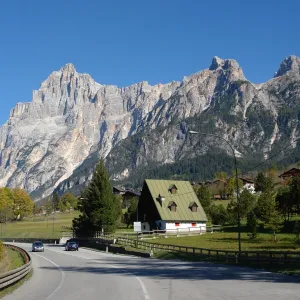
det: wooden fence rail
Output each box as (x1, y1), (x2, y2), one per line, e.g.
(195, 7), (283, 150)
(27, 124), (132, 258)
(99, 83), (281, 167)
(0, 244), (32, 290)
(113, 236), (300, 265)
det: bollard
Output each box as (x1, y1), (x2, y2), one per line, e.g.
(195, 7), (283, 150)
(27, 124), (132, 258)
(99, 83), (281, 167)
(106, 245), (108, 253)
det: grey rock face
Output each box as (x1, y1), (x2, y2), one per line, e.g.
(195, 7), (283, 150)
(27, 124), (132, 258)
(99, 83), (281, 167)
(275, 55), (300, 77)
(1, 56), (300, 199)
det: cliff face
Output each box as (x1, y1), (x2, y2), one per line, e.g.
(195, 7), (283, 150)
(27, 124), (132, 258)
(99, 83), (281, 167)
(1, 56), (300, 199)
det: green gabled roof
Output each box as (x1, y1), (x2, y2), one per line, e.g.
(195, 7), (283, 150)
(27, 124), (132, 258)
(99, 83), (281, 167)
(145, 179), (207, 222)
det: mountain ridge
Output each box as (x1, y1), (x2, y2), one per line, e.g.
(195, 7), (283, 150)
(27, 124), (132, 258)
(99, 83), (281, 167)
(0, 56), (299, 200)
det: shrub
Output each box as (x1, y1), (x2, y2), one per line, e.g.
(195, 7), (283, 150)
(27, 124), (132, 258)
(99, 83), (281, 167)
(0, 241), (5, 262)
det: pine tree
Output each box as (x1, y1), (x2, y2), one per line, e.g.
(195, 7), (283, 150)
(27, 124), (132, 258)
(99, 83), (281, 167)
(72, 159), (121, 235)
(247, 210), (258, 239)
(194, 185), (212, 215)
(52, 192), (60, 211)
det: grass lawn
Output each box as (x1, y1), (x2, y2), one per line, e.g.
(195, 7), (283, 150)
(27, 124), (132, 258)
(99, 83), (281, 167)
(7, 248), (24, 270)
(151, 232), (300, 252)
(214, 199), (231, 208)
(0, 211), (79, 239)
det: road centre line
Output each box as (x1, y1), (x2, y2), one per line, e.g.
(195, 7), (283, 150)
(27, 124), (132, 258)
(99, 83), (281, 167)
(34, 253), (66, 300)
(43, 246), (151, 300)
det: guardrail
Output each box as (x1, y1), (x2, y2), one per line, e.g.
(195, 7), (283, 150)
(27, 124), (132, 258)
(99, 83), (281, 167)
(0, 244), (32, 290)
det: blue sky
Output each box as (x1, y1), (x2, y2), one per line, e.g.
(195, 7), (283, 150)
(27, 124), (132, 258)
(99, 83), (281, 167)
(0, 0), (299, 125)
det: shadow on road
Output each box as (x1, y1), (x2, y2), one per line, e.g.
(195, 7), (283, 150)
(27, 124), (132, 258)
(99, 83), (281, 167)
(39, 257), (300, 284)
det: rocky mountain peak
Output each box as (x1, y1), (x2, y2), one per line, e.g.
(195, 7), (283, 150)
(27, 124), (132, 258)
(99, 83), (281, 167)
(60, 63), (76, 73)
(209, 56), (240, 71)
(275, 55), (300, 77)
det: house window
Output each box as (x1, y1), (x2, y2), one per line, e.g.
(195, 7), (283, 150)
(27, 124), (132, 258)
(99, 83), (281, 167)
(191, 206), (198, 212)
(189, 201), (198, 212)
(192, 223), (197, 227)
(169, 184), (178, 194)
(175, 222), (180, 227)
(170, 205), (176, 212)
(168, 201), (177, 212)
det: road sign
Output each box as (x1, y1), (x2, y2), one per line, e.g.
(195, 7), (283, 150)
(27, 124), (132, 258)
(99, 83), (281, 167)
(134, 222), (141, 232)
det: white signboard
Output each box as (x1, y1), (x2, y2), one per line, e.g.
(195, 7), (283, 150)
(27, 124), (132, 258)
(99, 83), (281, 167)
(134, 222), (142, 232)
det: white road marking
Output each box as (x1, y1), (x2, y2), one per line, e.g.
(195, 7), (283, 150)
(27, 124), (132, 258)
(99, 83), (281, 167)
(34, 253), (66, 300)
(42, 246), (151, 300)
(107, 264), (150, 300)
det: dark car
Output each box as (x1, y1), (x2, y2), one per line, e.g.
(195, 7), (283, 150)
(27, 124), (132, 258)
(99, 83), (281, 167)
(32, 241), (44, 252)
(65, 241), (79, 251)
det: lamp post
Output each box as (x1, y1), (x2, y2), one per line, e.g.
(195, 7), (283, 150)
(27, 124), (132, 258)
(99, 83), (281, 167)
(189, 130), (241, 254)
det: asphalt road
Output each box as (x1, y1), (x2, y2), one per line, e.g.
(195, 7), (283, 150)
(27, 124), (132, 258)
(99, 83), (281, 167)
(3, 243), (300, 300)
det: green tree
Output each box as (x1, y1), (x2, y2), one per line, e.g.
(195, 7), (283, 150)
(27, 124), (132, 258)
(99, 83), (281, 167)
(226, 177), (243, 197)
(123, 197), (138, 228)
(294, 221), (300, 245)
(256, 191), (276, 222)
(58, 200), (67, 213)
(194, 185), (212, 215)
(52, 192), (60, 211)
(45, 199), (52, 216)
(264, 210), (283, 242)
(59, 193), (77, 213)
(255, 172), (274, 193)
(290, 177), (300, 213)
(226, 198), (238, 225)
(238, 189), (256, 218)
(210, 204), (229, 225)
(246, 210), (258, 239)
(276, 186), (293, 221)
(214, 171), (227, 180)
(73, 159), (121, 235)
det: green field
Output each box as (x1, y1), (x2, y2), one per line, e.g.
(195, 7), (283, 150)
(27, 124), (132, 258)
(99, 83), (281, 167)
(214, 199), (231, 207)
(0, 212), (79, 239)
(151, 232), (300, 252)
(7, 248), (24, 270)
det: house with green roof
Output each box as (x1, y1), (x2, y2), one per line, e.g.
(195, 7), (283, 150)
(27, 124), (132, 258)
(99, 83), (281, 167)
(137, 179), (207, 232)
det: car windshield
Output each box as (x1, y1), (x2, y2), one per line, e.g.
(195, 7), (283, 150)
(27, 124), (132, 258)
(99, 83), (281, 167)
(34, 242), (43, 246)
(69, 242), (77, 245)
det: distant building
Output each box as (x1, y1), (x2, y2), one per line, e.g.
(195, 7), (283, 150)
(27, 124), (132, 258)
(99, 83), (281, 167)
(279, 168), (300, 180)
(138, 179), (207, 233)
(239, 177), (255, 194)
(113, 186), (140, 208)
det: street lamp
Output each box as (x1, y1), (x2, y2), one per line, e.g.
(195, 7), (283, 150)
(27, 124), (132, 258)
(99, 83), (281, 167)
(189, 130), (242, 254)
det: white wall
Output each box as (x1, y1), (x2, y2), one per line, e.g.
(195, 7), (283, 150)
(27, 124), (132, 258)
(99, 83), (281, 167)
(154, 220), (206, 233)
(242, 183), (255, 194)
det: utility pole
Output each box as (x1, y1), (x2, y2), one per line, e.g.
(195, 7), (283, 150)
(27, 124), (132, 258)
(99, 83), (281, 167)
(189, 130), (242, 256)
